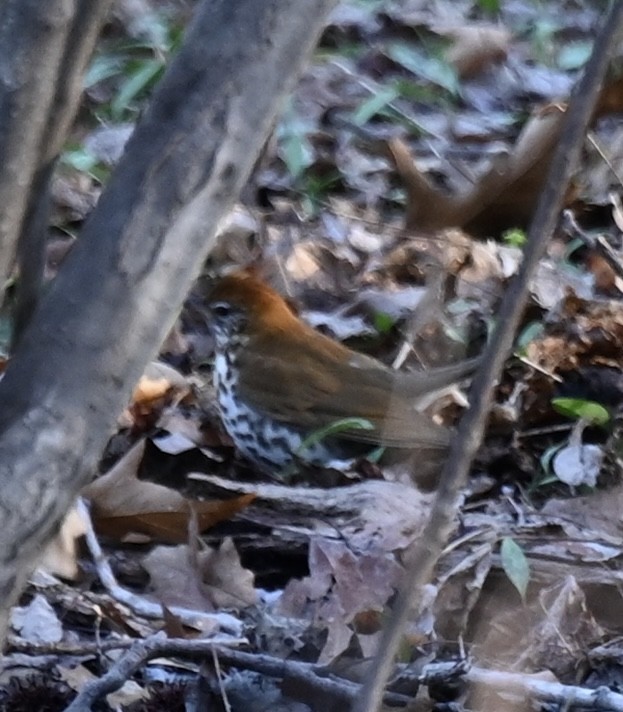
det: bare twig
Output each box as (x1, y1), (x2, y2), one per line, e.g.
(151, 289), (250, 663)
(563, 209), (623, 282)
(353, 4), (623, 711)
(587, 131), (623, 188)
(5, 635), (134, 657)
(212, 648), (233, 712)
(467, 667), (623, 712)
(398, 662), (623, 712)
(63, 635), (412, 712)
(61, 634), (623, 712)
(78, 499), (244, 637)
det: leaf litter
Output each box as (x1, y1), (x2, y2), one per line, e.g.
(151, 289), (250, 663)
(8, 0), (623, 709)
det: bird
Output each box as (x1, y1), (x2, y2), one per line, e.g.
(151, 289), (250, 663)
(207, 269), (477, 476)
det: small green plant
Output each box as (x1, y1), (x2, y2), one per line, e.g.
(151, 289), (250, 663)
(551, 397), (611, 427)
(350, 78), (453, 136)
(276, 101), (343, 216)
(515, 321), (545, 353)
(385, 42), (460, 97)
(502, 227), (527, 248)
(544, 397), (609, 489)
(352, 86), (401, 126)
(60, 144), (110, 183)
(557, 41), (593, 71)
(373, 311), (395, 335)
(85, 17), (184, 122)
(298, 172), (342, 217)
(297, 417), (375, 455)
(277, 103), (315, 180)
(528, 18), (560, 66)
(500, 537), (530, 602)
(475, 0), (501, 14)
(530, 442), (564, 491)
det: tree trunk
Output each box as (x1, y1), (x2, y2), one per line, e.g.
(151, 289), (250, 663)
(0, 0), (113, 300)
(0, 0), (337, 640)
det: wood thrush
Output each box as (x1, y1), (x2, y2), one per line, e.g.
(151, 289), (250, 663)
(207, 270), (476, 475)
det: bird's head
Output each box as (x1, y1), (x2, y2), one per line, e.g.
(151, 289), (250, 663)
(207, 270), (298, 345)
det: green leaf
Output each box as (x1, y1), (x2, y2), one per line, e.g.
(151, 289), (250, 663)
(61, 148), (99, 173)
(558, 41), (593, 71)
(476, 0), (500, 14)
(84, 54), (125, 88)
(515, 321), (545, 353)
(297, 417), (374, 454)
(282, 133), (314, 179)
(277, 104), (314, 179)
(500, 537), (530, 602)
(111, 57), (165, 118)
(501, 228), (527, 248)
(551, 397), (611, 426)
(373, 311), (395, 335)
(386, 43), (459, 95)
(539, 442), (564, 475)
(365, 446), (385, 464)
(515, 321), (544, 352)
(352, 86), (400, 125)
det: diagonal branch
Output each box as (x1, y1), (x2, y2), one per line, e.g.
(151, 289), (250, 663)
(353, 3), (623, 710)
(0, 0), (338, 641)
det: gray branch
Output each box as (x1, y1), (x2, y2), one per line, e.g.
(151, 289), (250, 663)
(0, 1), (112, 290)
(0, 0), (338, 639)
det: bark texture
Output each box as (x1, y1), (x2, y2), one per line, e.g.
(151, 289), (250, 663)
(0, 0), (114, 346)
(0, 1), (113, 299)
(0, 0), (337, 639)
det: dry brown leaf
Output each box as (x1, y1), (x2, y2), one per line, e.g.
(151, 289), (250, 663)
(143, 544), (215, 611)
(278, 537), (403, 663)
(212, 203), (260, 266)
(143, 538), (257, 612)
(542, 484), (623, 542)
(131, 360), (189, 405)
(433, 531), (495, 640)
(285, 241), (323, 281)
(441, 24), (511, 78)
(121, 360), (191, 431)
(526, 295), (623, 371)
(200, 536), (258, 608)
(455, 239), (508, 304)
(475, 575), (604, 677)
(83, 442), (254, 543)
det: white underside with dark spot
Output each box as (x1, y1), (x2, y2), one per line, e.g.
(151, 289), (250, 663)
(214, 352), (355, 474)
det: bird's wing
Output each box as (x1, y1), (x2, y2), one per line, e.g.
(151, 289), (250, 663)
(236, 329), (455, 448)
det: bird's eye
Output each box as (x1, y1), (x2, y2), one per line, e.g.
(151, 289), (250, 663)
(211, 302), (232, 318)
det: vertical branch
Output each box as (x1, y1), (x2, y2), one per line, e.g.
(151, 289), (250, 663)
(12, 0), (114, 345)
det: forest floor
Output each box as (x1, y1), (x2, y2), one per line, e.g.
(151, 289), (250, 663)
(4, 1), (623, 710)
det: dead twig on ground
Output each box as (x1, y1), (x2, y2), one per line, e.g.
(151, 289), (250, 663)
(78, 499), (244, 638)
(61, 635), (623, 712)
(563, 209), (623, 282)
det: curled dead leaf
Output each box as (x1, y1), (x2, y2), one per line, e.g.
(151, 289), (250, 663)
(82, 442), (254, 543)
(441, 24), (511, 78)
